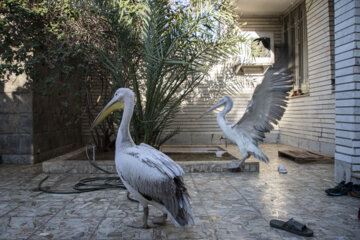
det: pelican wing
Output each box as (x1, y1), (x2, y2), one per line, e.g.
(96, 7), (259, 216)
(234, 52), (292, 144)
(119, 144), (193, 225)
(121, 144), (184, 198)
(138, 143), (185, 177)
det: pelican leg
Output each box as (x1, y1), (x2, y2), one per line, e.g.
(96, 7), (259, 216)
(128, 206), (149, 229)
(228, 153), (250, 170)
(152, 213), (167, 225)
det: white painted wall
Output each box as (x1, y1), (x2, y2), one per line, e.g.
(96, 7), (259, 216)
(333, 0), (360, 183)
(279, 0), (335, 155)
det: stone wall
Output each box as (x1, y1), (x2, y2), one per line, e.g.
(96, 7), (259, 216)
(0, 74), (34, 164)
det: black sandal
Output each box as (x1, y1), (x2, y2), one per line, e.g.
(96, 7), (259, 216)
(270, 218), (314, 237)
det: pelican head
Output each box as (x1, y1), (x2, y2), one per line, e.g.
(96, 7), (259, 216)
(199, 96), (233, 118)
(91, 88), (134, 129)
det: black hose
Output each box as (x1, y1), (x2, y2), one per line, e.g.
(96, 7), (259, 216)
(37, 144), (138, 202)
(85, 144), (116, 174)
(37, 176), (125, 194)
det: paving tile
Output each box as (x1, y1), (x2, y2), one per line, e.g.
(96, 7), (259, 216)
(57, 200), (111, 219)
(0, 189), (41, 202)
(5, 201), (64, 218)
(91, 217), (154, 240)
(0, 216), (48, 240)
(0, 144), (359, 239)
(0, 202), (19, 217)
(29, 217), (102, 240)
(159, 224), (216, 240)
(105, 201), (139, 218)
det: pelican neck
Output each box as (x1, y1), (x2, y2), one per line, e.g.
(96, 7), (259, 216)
(116, 95), (135, 150)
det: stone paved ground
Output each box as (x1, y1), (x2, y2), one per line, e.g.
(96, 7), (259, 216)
(0, 144), (359, 240)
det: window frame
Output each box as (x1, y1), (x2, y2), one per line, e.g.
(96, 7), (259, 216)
(283, 2), (309, 96)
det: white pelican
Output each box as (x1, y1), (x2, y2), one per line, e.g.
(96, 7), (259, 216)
(200, 51), (292, 170)
(91, 88), (194, 228)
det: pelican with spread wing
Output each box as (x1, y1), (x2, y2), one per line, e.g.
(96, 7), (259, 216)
(91, 88), (194, 228)
(200, 50), (292, 169)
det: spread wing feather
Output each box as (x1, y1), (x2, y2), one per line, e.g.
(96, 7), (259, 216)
(234, 50), (293, 144)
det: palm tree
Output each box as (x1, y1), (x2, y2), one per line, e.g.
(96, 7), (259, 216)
(97, 0), (245, 148)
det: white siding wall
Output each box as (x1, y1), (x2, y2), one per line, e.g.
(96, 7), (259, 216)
(334, 0), (360, 183)
(237, 17), (283, 45)
(166, 17), (283, 145)
(279, 0), (335, 155)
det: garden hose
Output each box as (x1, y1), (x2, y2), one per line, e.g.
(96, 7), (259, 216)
(37, 144), (138, 202)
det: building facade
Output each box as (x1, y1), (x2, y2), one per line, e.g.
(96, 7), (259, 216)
(164, 0), (359, 183)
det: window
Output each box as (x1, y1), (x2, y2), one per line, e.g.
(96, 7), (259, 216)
(283, 2), (308, 96)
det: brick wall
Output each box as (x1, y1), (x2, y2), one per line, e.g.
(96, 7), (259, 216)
(0, 67), (83, 164)
(31, 66), (83, 163)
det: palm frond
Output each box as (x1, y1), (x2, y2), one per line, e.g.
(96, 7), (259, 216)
(97, 0), (247, 147)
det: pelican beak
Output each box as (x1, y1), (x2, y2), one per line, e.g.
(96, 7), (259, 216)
(90, 98), (124, 129)
(198, 100), (224, 119)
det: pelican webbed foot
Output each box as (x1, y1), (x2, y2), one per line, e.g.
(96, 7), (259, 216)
(152, 213), (167, 225)
(228, 153), (250, 171)
(228, 161), (244, 171)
